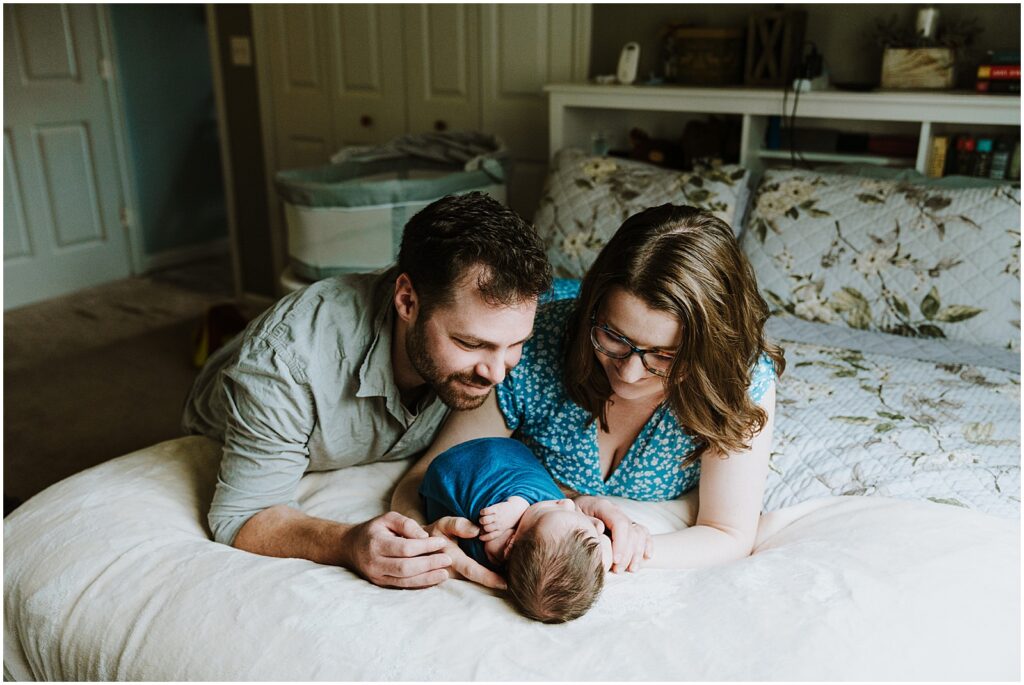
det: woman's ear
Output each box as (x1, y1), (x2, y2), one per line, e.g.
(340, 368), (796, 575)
(393, 273), (419, 324)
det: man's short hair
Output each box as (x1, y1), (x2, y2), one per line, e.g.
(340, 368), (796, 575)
(505, 526), (605, 623)
(398, 192), (552, 315)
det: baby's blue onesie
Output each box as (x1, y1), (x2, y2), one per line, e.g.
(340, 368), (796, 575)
(419, 437), (564, 570)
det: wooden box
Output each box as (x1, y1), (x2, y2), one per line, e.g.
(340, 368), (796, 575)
(744, 9), (807, 87)
(880, 48), (955, 90)
(669, 27), (745, 85)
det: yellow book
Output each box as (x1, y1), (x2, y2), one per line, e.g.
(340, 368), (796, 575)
(926, 135), (949, 178)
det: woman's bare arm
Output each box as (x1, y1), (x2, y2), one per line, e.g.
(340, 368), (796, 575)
(391, 391), (513, 522)
(647, 385), (777, 569)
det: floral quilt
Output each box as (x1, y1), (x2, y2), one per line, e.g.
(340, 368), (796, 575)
(765, 320), (1019, 518)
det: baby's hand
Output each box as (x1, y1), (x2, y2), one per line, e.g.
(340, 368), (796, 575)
(479, 497), (528, 541)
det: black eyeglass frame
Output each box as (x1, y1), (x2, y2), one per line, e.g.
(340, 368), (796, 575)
(589, 314), (675, 378)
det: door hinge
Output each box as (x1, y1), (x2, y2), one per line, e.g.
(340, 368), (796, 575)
(100, 57), (113, 81)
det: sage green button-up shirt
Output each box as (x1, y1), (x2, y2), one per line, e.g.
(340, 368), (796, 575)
(183, 267), (449, 545)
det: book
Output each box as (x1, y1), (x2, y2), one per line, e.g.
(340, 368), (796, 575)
(926, 135), (949, 178)
(987, 50), (1021, 66)
(953, 135), (976, 176)
(866, 135), (917, 158)
(1009, 141), (1021, 181)
(976, 64), (1021, 80)
(973, 138), (994, 177)
(989, 137), (1013, 180)
(975, 79), (1021, 94)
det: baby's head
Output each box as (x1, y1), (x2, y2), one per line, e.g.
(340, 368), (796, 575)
(504, 499), (613, 623)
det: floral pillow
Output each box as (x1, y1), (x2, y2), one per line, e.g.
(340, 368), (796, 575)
(533, 148), (750, 278)
(740, 168), (1021, 350)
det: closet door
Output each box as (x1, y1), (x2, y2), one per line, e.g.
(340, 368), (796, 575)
(263, 4), (332, 169)
(480, 4), (589, 162)
(479, 4), (591, 219)
(402, 4), (481, 135)
(324, 4), (406, 147)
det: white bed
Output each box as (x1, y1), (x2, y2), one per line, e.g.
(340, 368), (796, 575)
(4, 434), (1019, 681)
(5, 159), (1020, 680)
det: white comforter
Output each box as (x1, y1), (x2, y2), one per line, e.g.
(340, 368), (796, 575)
(4, 436), (1019, 681)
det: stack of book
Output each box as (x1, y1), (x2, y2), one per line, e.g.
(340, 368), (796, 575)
(926, 133), (1021, 180)
(975, 50), (1020, 94)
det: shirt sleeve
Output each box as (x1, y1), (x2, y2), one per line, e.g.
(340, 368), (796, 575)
(207, 336), (314, 546)
(747, 352), (778, 405)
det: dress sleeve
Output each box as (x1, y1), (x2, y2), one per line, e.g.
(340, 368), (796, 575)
(208, 336), (314, 546)
(746, 352), (778, 405)
(494, 300), (569, 434)
(494, 363), (526, 432)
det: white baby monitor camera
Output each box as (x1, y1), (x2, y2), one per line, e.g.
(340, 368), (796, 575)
(617, 42), (640, 85)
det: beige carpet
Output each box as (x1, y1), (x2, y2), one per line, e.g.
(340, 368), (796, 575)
(3, 258), (257, 511)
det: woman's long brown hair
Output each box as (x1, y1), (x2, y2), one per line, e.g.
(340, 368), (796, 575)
(563, 204), (785, 463)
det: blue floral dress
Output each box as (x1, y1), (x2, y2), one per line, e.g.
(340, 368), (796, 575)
(496, 290), (777, 501)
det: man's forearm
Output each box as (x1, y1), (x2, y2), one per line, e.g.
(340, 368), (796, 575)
(232, 504), (354, 567)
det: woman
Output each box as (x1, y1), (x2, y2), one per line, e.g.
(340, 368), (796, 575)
(393, 204), (785, 574)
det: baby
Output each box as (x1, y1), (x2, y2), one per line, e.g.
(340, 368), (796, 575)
(419, 437), (613, 623)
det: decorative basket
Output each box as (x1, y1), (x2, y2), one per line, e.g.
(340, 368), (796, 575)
(880, 48), (955, 89)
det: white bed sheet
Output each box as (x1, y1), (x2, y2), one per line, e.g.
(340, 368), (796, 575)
(4, 436), (1019, 681)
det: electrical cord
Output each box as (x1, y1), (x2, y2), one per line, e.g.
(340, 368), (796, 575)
(782, 41), (823, 169)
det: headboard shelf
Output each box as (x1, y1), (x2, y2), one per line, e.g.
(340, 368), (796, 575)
(546, 83), (1021, 175)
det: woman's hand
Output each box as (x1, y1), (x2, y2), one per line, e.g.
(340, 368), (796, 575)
(574, 495), (653, 573)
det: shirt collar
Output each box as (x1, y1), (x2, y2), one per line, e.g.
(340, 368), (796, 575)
(355, 267), (436, 421)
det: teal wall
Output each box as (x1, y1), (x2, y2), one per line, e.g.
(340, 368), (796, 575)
(110, 5), (226, 257)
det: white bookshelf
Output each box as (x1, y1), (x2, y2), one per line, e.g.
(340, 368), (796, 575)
(545, 83), (1021, 175)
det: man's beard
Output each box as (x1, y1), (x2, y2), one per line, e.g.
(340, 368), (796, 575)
(406, 319), (493, 410)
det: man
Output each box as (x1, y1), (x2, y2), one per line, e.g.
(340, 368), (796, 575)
(183, 192), (551, 589)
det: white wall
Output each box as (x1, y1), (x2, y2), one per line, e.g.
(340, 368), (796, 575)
(590, 4), (1021, 88)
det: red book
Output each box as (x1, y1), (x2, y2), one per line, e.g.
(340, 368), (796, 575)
(976, 79), (1021, 94)
(866, 135), (918, 157)
(976, 64), (1021, 80)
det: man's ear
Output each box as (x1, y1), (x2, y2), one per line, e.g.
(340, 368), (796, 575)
(394, 273), (418, 324)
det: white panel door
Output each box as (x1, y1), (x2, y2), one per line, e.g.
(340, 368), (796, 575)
(264, 3), (333, 169)
(325, 4), (406, 147)
(478, 5), (591, 219)
(480, 4), (590, 162)
(403, 4), (480, 135)
(3, 4), (133, 310)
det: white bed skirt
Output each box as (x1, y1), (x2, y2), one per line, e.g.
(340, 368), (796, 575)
(4, 436), (1020, 681)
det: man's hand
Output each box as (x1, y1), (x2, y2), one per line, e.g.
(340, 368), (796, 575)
(338, 511), (454, 589)
(479, 496), (529, 541)
(426, 516), (507, 590)
(574, 496), (653, 573)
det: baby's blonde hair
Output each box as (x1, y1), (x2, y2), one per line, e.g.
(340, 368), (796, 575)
(505, 526), (605, 623)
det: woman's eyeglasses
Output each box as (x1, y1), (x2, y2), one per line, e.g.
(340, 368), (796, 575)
(589, 318), (675, 378)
